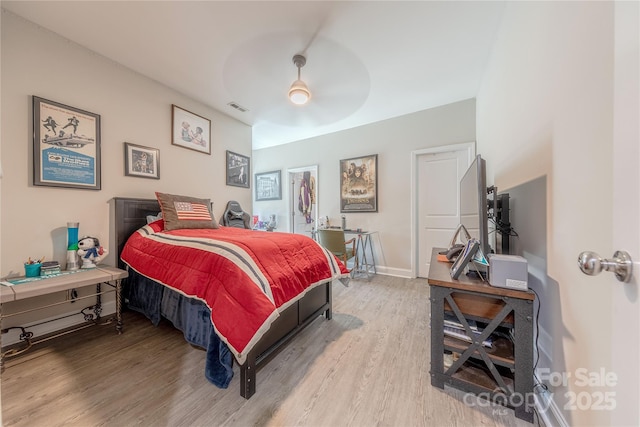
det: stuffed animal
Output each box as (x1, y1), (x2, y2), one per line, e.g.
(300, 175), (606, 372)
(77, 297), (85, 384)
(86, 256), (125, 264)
(77, 236), (108, 268)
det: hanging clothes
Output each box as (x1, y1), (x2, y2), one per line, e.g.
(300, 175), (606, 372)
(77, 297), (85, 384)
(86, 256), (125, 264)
(298, 171), (314, 224)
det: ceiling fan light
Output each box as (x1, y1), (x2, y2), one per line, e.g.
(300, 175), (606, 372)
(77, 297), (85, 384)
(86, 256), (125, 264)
(288, 79), (311, 105)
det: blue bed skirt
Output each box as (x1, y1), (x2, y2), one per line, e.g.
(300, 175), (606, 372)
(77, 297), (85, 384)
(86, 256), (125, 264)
(125, 269), (233, 388)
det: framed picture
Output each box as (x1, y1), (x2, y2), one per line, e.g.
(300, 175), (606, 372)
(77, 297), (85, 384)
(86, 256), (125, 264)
(171, 104), (211, 154)
(33, 96), (101, 190)
(255, 170), (282, 201)
(124, 142), (160, 179)
(226, 150), (250, 188)
(340, 154), (378, 212)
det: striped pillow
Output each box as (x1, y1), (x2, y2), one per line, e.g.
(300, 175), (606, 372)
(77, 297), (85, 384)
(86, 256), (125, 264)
(155, 192), (219, 231)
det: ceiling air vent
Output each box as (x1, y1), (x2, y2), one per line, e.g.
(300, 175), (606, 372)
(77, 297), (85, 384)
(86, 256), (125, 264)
(227, 102), (248, 113)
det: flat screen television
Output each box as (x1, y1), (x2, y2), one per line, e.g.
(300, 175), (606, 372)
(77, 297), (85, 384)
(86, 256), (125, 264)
(459, 154), (491, 258)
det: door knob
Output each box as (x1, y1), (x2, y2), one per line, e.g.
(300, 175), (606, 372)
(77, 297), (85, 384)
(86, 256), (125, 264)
(578, 250), (633, 283)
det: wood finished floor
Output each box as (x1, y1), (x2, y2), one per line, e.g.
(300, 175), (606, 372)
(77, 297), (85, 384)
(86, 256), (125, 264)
(1, 275), (535, 427)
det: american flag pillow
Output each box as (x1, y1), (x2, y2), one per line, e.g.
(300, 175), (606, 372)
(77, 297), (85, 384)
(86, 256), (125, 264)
(174, 201), (211, 221)
(156, 192), (219, 231)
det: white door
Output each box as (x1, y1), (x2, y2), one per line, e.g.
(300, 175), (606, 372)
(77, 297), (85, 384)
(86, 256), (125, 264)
(287, 165), (318, 237)
(610, 4), (639, 424)
(413, 143), (474, 278)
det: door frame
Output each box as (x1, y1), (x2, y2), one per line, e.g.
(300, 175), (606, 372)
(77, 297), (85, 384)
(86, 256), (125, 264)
(410, 142), (475, 278)
(287, 164), (319, 234)
(610, 2), (640, 424)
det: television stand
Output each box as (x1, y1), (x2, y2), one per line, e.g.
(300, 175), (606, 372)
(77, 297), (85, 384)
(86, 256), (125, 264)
(427, 248), (535, 422)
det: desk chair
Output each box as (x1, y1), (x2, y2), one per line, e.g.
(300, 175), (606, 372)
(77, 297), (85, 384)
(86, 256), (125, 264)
(317, 229), (356, 274)
(222, 200), (251, 229)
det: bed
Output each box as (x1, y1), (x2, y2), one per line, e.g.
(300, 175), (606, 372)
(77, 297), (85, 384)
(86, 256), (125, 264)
(113, 196), (348, 398)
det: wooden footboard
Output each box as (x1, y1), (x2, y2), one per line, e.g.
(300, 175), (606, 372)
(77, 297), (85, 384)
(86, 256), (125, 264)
(112, 197), (333, 399)
(240, 282), (332, 398)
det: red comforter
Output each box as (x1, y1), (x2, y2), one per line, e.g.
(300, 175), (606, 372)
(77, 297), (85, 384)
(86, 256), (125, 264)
(120, 220), (348, 364)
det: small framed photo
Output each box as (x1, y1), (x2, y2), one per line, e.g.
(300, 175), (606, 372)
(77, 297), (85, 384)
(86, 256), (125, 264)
(226, 150), (250, 188)
(33, 96), (101, 190)
(124, 142), (160, 179)
(340, 153), (378, 212)
(255, 170), (282, 201)
(171, 104), (211, 154)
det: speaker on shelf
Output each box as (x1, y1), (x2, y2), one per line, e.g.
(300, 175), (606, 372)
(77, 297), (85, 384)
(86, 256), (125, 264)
(489, 254), (528, 290)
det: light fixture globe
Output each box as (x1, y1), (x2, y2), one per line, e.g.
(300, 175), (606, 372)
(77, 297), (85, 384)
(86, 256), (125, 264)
(288, 79), (311, 105)
(289, 54), (311, 105)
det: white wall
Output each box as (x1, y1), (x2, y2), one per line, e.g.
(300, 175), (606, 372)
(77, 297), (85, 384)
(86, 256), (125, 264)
(253, 99), (476, 277)
(477, 2), (637, 425)
(1, 10), (252, 277)
(0, 8), (4, 426)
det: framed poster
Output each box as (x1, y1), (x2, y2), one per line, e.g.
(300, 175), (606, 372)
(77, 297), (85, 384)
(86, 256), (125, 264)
(255, 170), (282, 201)
(124, 142), (160, 179)
(340, 154), (378, 212)
(33, 96), (101, 190)
(226, 150), (250, 188)
(171, 104), (211, 154)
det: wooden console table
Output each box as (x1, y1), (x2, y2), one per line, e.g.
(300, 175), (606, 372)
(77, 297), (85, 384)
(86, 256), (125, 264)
(427, 249), (535, 422)
(1, 266), (128, 368)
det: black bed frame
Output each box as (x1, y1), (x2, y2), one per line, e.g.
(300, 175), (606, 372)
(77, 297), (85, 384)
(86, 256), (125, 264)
(112, 197), (332, 398)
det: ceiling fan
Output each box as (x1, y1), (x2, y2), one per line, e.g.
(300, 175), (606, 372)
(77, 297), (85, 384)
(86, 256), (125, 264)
(222, 7), (370, 134)
(288, 54), (311, 106)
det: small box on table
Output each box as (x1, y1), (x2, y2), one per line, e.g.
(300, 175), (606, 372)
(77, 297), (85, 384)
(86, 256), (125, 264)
(489, 254), (528, 290)
(40, 261), (61, 276)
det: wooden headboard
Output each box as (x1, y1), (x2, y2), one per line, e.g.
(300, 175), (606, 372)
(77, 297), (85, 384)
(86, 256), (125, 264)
(113, 197), (160, 269)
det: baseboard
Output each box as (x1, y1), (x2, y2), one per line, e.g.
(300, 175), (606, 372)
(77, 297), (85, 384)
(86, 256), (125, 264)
(534, 388), (569, 427)
(1, 300), (116, 347)
(372, 266), (413, 278)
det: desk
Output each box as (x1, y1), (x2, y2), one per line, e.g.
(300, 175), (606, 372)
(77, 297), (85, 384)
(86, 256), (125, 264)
(344, 230), (377, 279)
(1, 266), (128, 368)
